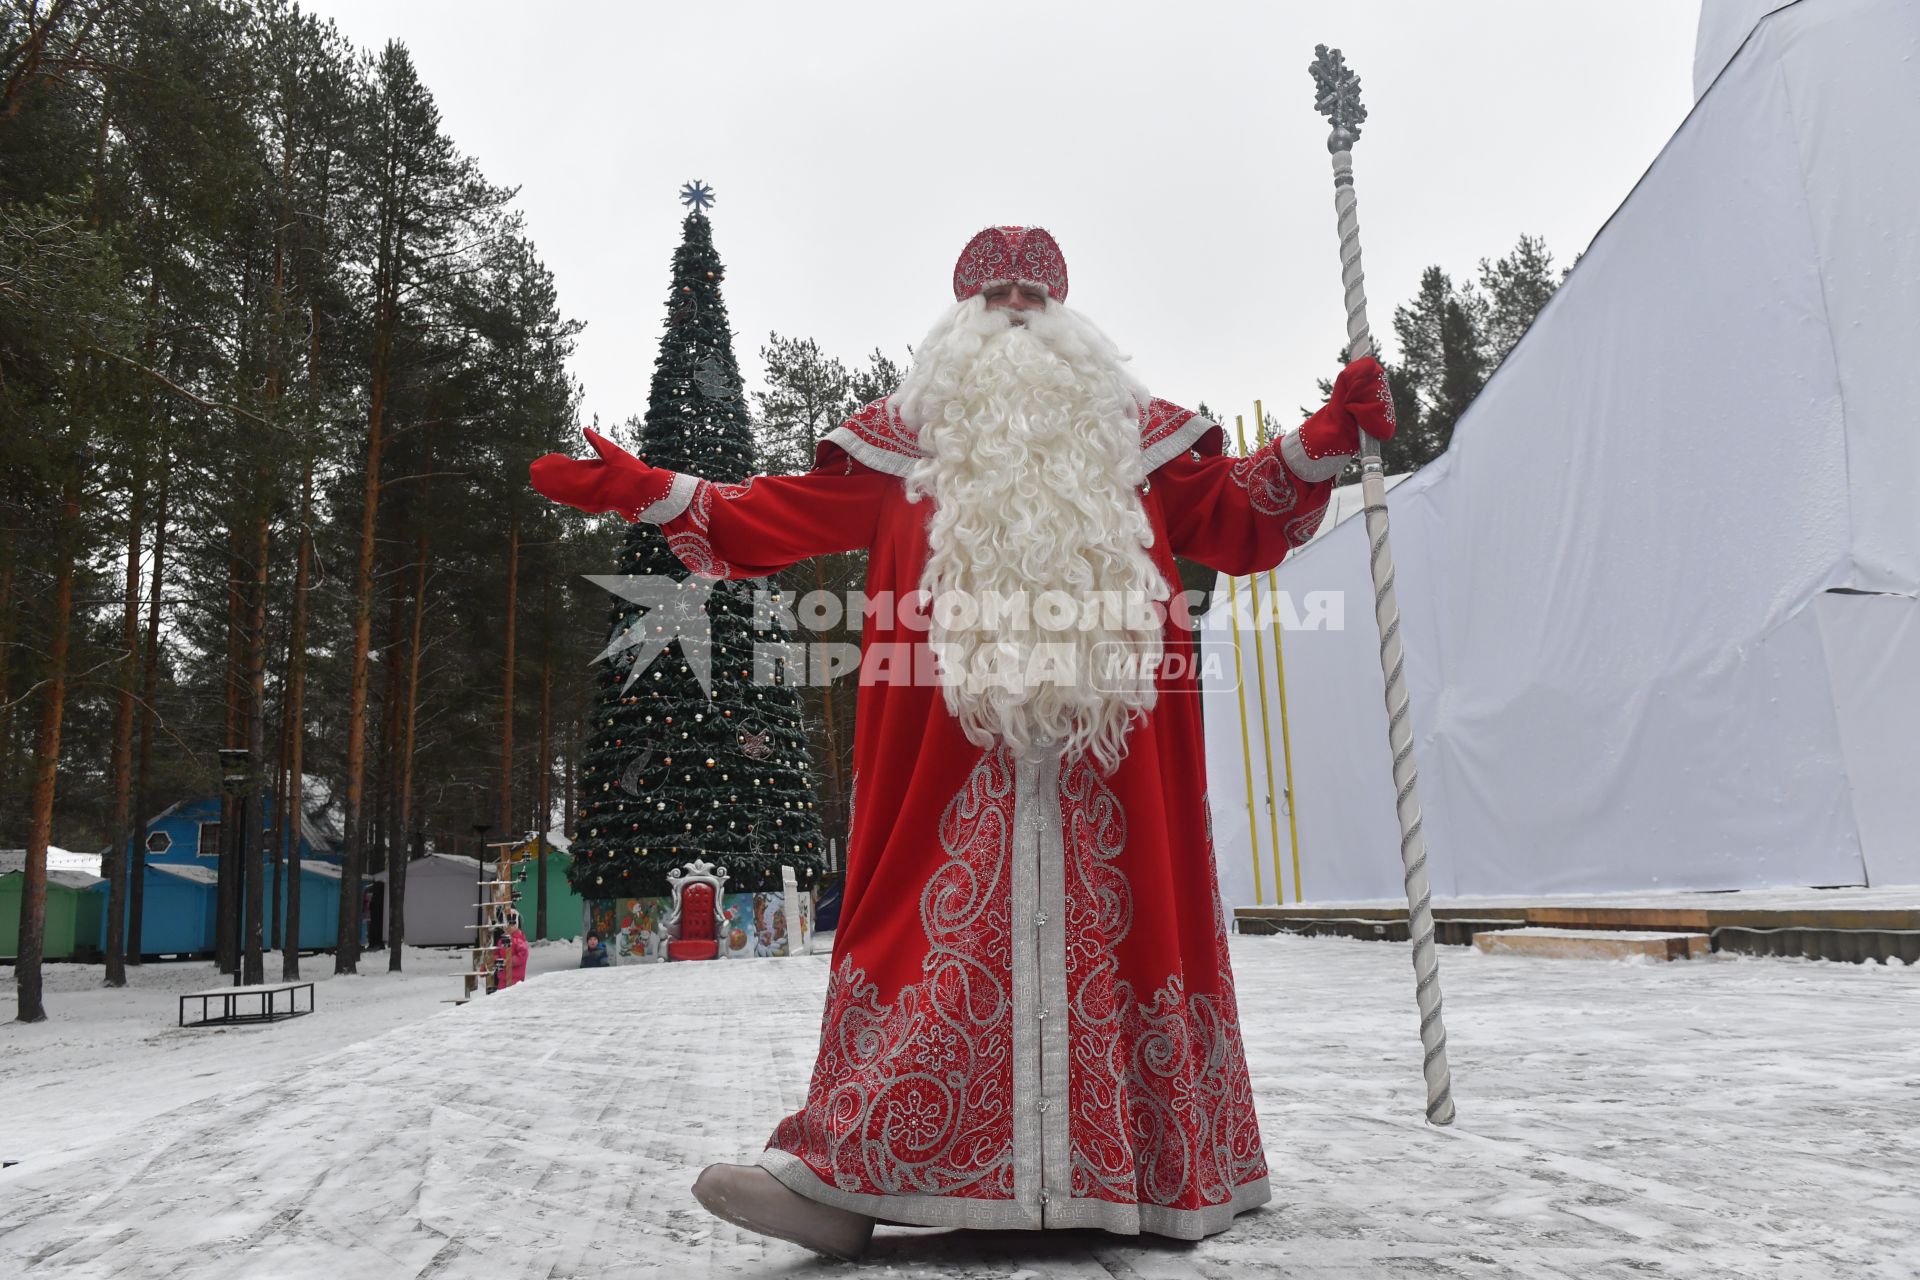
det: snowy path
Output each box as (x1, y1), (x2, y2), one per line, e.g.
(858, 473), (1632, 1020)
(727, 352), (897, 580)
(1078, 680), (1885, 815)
(0, 943), (582, 1173)
(3, 935), (1916, 1279)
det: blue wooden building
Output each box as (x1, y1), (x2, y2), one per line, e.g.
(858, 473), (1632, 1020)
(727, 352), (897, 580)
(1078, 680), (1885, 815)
(139, 793), (340, 870)
(113, 790), (355, 957)
(93, 862), (218, 957)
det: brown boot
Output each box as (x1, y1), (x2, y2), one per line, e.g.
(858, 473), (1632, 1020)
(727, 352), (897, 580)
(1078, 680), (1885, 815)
(692, 1162), (876, 1260)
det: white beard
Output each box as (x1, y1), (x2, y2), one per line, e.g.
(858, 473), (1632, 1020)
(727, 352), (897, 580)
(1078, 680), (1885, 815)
(896, 295), (1169, 774)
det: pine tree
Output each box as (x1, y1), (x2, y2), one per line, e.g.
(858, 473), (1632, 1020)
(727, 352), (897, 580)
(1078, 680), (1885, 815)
(2, 2), (596, 1013)
(1375, 234), (1566, 472)
(329, 40), (513, 972)
(569, 201), (828, 902)
(1476, 233), (1562, 365)
(1390, 265), (1488, 460)
(751, 335), (904, 877)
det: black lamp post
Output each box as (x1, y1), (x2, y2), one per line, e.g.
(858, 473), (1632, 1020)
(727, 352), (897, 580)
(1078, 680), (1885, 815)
(219, 748), (262, 985)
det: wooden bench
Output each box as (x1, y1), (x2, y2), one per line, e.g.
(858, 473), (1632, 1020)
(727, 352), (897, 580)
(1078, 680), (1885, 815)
(179, 981), (316, 1028)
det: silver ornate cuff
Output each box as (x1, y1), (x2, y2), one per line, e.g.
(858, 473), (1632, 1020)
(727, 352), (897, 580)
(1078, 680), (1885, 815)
(636, 470), (699, 523)
(1279, 428), (1352, 483)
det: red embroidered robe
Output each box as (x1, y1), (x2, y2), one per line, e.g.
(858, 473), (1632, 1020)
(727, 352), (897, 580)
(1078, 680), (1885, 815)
(639, 397), (1348, 1238)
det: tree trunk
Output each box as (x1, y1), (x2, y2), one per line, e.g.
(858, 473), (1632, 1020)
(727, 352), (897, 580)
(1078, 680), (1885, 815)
(242, 499), (270, 985)
(498, 502), (519, 839)
(372, 569), (405, 956)
(130, 444), (171, 963)
(564, 715), (576, 837)
(283, 231), (331, 977)
(535, 572), (552, 942)
(16, 465), (80, 1023)
(270, 674), (289, 952)
(0, 534), (17, 843)
(218, 526), (244, 973)
(391, 432), (435, 971)
(260, 125), (291, 965)
(102, 444), (146, 987)
(337, 327), (393, 974)
(228, 213), (265, 978)
(283, 446), (313, 980)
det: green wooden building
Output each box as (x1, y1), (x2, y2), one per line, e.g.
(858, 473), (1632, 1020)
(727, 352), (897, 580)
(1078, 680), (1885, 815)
(512, 836), (586, 941)
(0, 857), (105, 960)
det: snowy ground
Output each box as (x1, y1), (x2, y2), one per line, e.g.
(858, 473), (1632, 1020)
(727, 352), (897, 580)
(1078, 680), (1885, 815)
(0, 942), (582, 1174)
(1260, 885), (1920, 913)
(3, 934), (1916, 1279)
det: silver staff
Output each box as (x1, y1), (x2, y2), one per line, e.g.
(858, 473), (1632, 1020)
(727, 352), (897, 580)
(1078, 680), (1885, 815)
(1309, 43), (1456, 1125)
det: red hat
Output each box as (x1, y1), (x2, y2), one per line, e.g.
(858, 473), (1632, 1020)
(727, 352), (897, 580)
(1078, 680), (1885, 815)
(952, 226), (1069, 304)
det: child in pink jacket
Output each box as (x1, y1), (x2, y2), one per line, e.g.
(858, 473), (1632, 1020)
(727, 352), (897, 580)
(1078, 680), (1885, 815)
(501, 917), (530, 988)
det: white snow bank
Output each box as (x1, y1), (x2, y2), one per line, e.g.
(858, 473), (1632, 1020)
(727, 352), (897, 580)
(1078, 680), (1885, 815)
(0, 942), (584, 1171)
(2, 936), (1914, 1277)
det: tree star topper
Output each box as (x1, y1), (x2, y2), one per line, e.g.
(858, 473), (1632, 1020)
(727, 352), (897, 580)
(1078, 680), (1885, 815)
(679, 180), (715, 213)
(1309, 44), (1367, 151)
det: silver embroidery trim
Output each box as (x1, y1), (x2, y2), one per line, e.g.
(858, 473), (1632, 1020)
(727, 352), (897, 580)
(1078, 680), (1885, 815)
(1279, 428), (1352, 483)
(827, 412), (1217, 482)
(759, 1152), (1271, 1239)
(1010, 748), (1044, 1222)
(1140, 411), (1217, 475)
(763, 739), (1269, 1236)
(821, 425), (920, 477)
(1046, 1174), (1273, 1239)
(1035, 745), (1072, 1219)
(638, 469), (699, 523)
(1060, 753), (1137, 1206)
(764, 745), (1018, 1200)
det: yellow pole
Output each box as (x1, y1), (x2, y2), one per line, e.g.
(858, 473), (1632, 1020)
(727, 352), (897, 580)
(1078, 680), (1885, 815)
(1235, 415), (1287, 905)
(1256, 401), (1306, 903)
(1222, 553), (1264, 904)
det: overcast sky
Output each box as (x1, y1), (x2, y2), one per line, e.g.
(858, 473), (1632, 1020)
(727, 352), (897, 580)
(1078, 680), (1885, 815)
(304, 0), (1703, 447)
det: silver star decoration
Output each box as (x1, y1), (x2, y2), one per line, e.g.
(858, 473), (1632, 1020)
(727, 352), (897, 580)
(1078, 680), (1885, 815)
(618, 750), (653, 796)
(694, 357), (731, 400)
(679, 180), (715, 212)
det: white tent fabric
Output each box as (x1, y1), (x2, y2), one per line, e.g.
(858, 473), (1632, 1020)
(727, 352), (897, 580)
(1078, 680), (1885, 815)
(1297, 473), (1410, 552)
(1810, 593), (1920, 887)
(1199, 476), (1405, 913)
(1202, 0), (1920, 906)
(1694, 1), (1795, 98)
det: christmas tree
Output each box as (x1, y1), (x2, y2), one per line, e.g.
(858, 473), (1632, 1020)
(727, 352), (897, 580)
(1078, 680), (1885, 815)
(569, 186), (828, 901)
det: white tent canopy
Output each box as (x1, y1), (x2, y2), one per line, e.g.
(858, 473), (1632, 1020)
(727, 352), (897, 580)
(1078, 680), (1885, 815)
(1203, 0), (1920, 908)
(1694, 1), (1794, 99)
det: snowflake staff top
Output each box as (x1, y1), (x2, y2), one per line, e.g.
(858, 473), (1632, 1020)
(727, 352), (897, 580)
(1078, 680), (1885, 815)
(679, 179), (716, 212)
(1309, 44), (1367, 151)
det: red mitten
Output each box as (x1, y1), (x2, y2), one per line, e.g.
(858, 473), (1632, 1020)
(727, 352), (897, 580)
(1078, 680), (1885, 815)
(1335, 354), (1396, 442)
(1298, 355), (1397, 461)
(529, 428), (676, 521)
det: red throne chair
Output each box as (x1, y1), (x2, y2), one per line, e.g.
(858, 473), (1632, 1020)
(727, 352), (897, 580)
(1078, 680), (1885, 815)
(663, 859), (729, 962)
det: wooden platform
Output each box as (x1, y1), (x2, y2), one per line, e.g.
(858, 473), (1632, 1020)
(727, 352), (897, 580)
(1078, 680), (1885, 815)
(1473, 927), (1712, 962)
(1236, 886), (1920, 964)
